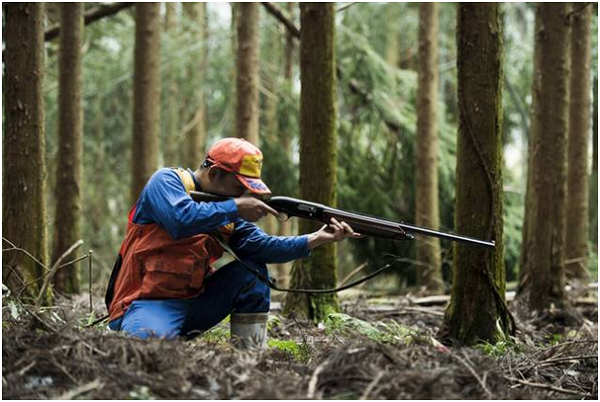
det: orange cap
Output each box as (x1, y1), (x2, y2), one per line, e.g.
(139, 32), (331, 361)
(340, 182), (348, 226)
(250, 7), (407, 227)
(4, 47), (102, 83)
(205, 138), (271, 196)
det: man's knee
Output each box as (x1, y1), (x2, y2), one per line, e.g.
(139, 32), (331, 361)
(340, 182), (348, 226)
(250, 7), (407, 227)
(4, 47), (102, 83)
(229, 260), (270, 313)
(121, 319), (179, 339)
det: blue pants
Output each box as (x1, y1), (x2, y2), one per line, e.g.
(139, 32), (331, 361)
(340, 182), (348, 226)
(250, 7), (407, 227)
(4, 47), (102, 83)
(108, 259), (270, 339)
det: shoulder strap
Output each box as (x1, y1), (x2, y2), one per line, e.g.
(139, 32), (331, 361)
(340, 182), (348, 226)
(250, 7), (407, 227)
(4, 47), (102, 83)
(173, 168), (196, 195)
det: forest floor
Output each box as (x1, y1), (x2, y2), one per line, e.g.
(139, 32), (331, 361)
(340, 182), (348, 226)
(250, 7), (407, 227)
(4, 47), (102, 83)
(2, 287), (598, 400)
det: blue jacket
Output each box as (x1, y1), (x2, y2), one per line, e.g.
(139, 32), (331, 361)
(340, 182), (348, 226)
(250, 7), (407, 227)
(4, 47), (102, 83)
(132, 168), (310, 264)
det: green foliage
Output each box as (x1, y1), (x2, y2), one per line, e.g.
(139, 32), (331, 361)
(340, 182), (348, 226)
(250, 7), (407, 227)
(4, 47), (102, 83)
(267, 314), (283, 331)
(476, 319), (520, 357)
(128, 386), (154, 400)
(588, 246), (598, 282)
(336, 25), (458, 283)
(324, 313), (415, 345)
(201, 325), (230, 344)
(268, 339), (311, 363)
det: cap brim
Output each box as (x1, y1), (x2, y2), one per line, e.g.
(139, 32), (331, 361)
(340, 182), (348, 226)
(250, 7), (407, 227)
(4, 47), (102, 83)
(236, 174), (272, 196)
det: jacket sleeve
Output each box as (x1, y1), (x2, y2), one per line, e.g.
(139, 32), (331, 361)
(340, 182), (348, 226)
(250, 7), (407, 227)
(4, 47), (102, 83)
(228, 220), (311, 264)
(135, 169), (239, 240)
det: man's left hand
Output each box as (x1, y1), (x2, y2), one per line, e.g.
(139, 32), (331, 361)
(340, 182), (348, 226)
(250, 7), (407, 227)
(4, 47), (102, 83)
(307, 217), (364, 249)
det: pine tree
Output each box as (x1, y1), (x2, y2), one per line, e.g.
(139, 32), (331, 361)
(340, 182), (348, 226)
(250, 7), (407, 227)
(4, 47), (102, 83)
(2, 3), (49, 299)
(52, 3), (84, 295)
(517, 3), (571, 310)
(131, 3), (161, 202)
(235, 2), (260, 145)
(163, 2), (180, 167)
(439, 3), (513, 345)
(182, 2), (208, 168)
(284, 3), (339, 322)
(565, 5), (592, 281)
(415, 2), (444, 294)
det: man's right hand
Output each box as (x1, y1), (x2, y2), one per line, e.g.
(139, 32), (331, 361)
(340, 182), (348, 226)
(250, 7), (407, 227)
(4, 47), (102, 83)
(234, 195), (279, 222)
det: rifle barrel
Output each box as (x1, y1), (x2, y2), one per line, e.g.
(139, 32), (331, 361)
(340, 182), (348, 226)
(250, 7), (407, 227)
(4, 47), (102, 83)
(397, 222), (495, 249)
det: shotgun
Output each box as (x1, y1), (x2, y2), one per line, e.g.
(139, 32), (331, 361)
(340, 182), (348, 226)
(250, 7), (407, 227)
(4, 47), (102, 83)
(190, 191), (495, 249)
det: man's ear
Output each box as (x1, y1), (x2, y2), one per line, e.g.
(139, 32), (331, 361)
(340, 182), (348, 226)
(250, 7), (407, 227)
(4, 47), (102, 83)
(207, 165), (219, 182)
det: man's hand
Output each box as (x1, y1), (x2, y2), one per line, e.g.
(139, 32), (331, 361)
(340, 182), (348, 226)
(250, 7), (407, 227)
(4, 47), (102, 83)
(307, 217), (364, 249)
(234, 195), (280, 222)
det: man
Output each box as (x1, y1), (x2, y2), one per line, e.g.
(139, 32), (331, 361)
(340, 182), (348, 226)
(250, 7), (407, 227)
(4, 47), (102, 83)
(106, 138), (360, 343)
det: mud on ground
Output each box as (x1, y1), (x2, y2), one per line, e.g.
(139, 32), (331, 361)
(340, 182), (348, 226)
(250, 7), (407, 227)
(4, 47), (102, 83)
(2, 293), (598, 399)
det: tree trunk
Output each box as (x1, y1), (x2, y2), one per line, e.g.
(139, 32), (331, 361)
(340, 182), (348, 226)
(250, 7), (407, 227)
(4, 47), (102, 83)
(52, 3), (84, 295)
(517, 3), (571, 311)
(236, 3), (261, 145)
(283, 2), (295, 80)
(415, 2), (444, 294)
(131, 3), (161, 203)
(384, 3), (401, 68)
(565, 5), (592, 281)
(183, 2), (208, 168)
(284, 3), (339, 322)
(439, 3), (513, 345)
(518, 7), (544, 286)
(2, 3), (49, 299)
(163, 1), (179, 167)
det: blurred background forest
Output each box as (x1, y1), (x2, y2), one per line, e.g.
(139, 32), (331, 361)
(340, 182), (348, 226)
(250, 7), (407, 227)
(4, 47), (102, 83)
(7, 2), (599, 297)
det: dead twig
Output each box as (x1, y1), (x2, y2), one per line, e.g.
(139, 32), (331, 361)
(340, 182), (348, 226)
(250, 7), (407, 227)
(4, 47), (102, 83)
(307, 361), (327, 399)
(3, 237), (50, 271)
(453, 352), (494, 399)
(532, 354), (597, 369)
(504, 376), (594, 398)
(36, 240), (83, 308)
(88, 250), (93, 314)
(55, 379), (102, 400)
(360, 371), (384, 400)
(339, 262), (368, 287)
(17, 254), (90, 298)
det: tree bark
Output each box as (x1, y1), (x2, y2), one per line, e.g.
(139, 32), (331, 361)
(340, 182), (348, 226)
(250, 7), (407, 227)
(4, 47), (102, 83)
(439, 3), (513, 345)
(183, 2), (208, 169)
(52, 3), (84, 295)
(2, 3), (49, 299)
(235, 3), (261, 145)
(517, 3), (571, 310)
(565, 5), (592, 281)
(284, 3), (339, 322)
(131, 3), (161, 203)
(415, 2), (444, 294)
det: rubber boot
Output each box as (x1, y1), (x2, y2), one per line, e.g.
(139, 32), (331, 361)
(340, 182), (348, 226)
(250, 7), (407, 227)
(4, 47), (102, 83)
(230, 312), (268, 349)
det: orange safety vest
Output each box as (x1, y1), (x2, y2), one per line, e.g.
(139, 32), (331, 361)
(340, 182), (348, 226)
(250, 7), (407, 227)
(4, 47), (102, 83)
(106, 169), (234, 321)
